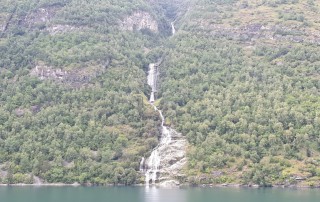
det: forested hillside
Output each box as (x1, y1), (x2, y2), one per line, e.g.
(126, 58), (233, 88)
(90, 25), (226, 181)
(0, 0), (182, 184)
(158, 0), (320, 186)
(0, 0), (319, 187)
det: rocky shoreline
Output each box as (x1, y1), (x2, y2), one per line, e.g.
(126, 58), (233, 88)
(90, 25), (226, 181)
(1, 183), (319, 189)
(192, 183), (320, 189)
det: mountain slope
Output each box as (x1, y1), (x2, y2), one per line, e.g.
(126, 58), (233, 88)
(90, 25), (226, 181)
(0, 0), (178, 185)
(157, 0), (320, 186)
(0, 0), (319, 187)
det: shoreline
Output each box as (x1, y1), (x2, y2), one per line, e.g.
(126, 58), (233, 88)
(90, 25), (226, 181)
(0, 183), (319, 189)
(192, 183), (320, 189)
(0, 183), (81, 187)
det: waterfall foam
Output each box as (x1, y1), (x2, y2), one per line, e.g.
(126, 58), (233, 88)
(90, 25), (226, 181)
(147, 63), (157, 102)
(139, 157), (145, 172)
(171, 22), (176, 35)
(143, 62), (187, 186)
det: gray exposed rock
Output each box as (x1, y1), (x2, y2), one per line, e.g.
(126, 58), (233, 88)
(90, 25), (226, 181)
(293, 176), (306, 181)
(23, 5), (63, 28)
(159, 180), (180, 188)
(30, 63), (106, 87)
(212, 171), (224, 177)
(62, 161), (74, 169)
(202, 22), (320, 45)
(120, 11), (158, 32)
(1, 10), (14, 35)
(46, 24), (80, 35)
(30, 105), (41, 114)
(244, 23), (263, 33)
(15, 108), (25, 117)
(0, 170), (7, 178)
(145, 127), (188, 184)
(18, 4), (84, 35)
(30, 65), (68, 80)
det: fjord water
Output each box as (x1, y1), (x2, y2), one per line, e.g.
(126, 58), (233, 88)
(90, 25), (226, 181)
(0, 187), (319, 202)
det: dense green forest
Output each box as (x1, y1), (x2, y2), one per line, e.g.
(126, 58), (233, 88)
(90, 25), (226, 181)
(158, 0), (320, 186)
(0, 0), (319, 187)
(0, 0), (175, 185)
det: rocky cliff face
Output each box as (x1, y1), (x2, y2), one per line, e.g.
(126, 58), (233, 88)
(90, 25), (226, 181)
(197, 22), (320, 46)
(23, 4), (63, 28)
(157, 130), (188, 186)
(187, 0), (320, 46)
(22, 4), (81, 35)
(120, 11), (158, 32)
(30, 62), (107, 87)
(46, 24), (80, 35)
(1, 10), (14, 35)
(31, 65), (68, 80)
(143, 116), (188, 187)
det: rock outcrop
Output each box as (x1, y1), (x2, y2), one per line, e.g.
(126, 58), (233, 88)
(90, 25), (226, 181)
(120, 11), (158, 32)
(143, 116), (188, 186)
(30, 62), (107, 87)
(30, 65), (68, 80)
(1, 10), (15, 35)
(23, 4), (63, 28)
(46, 24), (80, 35)
(198, 22), (320, 45)
(156, 130), (188, 184)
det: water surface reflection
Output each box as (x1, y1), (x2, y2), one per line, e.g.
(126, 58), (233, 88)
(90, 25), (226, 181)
(144, 186), (187, 202)
(0, 186), (320, 202)
(144, 186), (320, 202)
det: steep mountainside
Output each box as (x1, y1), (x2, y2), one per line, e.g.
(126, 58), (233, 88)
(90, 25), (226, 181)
(158, 0), (320, 187)
(0, 0), (183, 185)
(0, 0), (319, 187)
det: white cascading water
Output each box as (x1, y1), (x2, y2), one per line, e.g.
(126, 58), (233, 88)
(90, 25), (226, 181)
(144, 62), (174, 185)
(171, 22), (176, 35)
(147, 63), (156, 103)
(139, 157), (145, 172)
(141, 22), (182, 186)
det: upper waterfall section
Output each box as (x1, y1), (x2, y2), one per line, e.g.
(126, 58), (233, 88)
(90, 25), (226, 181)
(148, 63), (158, 102)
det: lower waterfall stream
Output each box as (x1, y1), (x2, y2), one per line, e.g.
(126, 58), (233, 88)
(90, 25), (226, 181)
(140, 22), (187, 187)
(142, 62), (187, 186)
(145, 63), (171, 185)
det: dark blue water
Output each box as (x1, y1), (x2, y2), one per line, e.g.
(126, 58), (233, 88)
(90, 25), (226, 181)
(0, 186), (319, 202)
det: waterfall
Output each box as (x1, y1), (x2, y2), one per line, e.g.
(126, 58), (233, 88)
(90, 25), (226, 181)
(139, 157), (145, 172)
(144, 63), (174, 185)
(171, 22), (176, 36)
(142, 24), (187, 186)
(147, 63), (157, 103)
